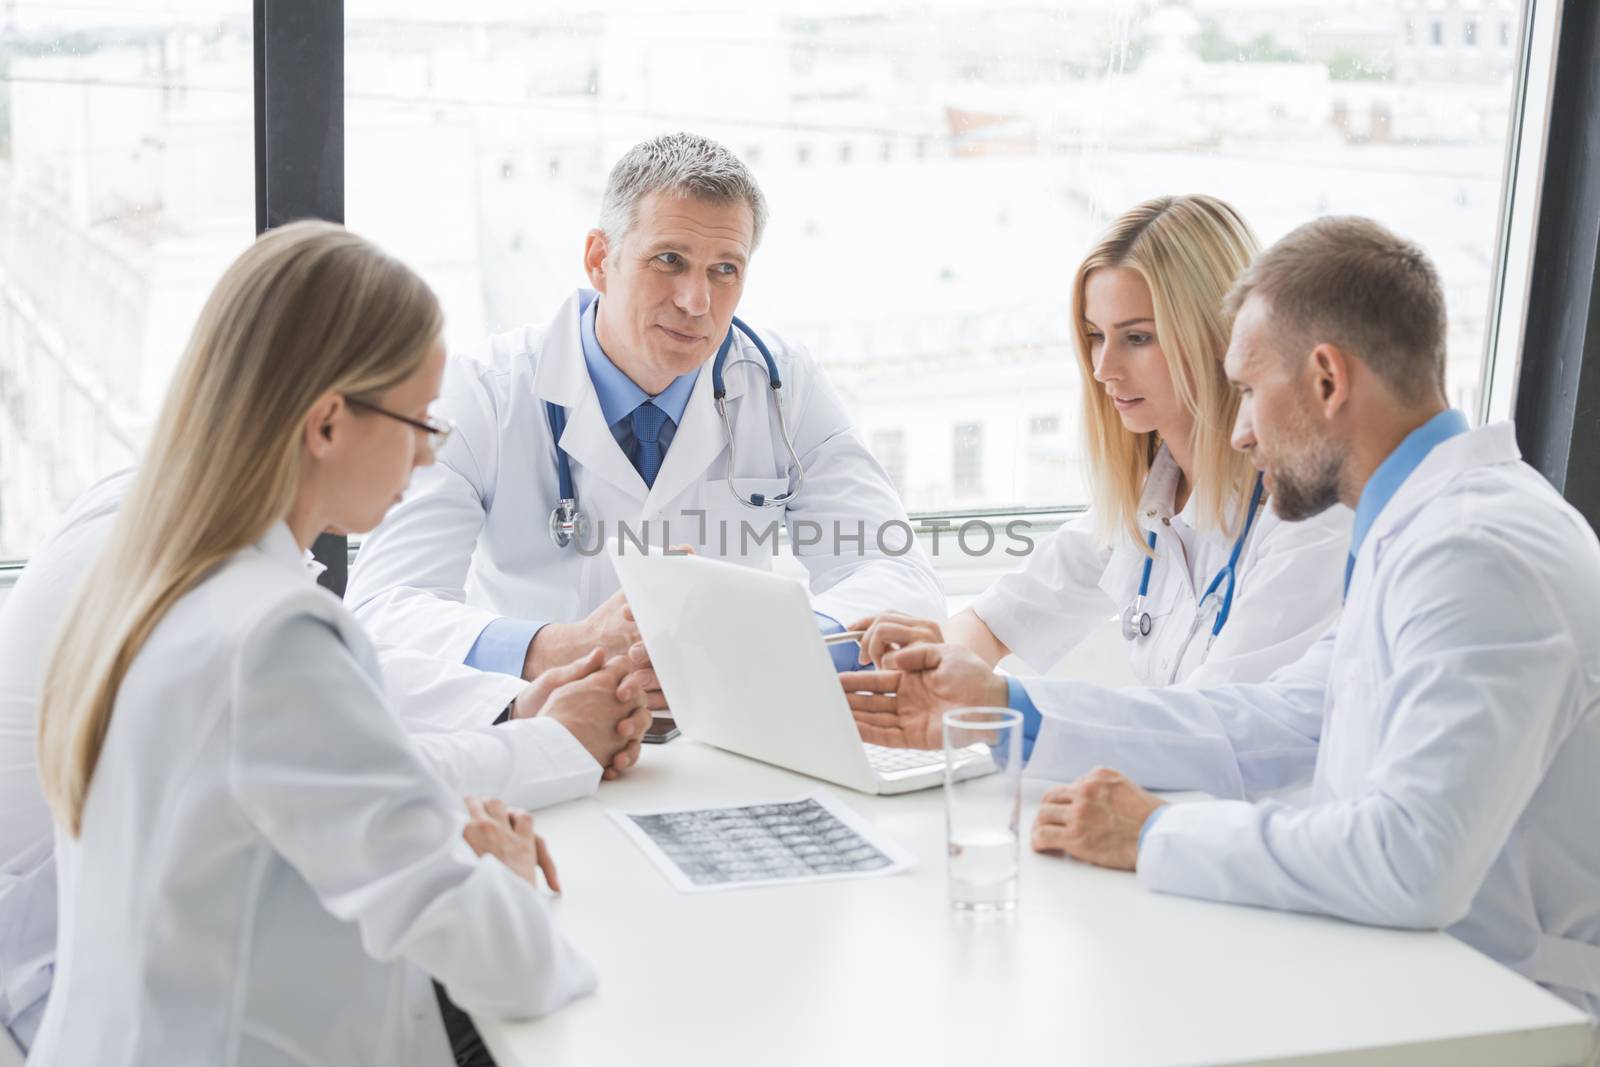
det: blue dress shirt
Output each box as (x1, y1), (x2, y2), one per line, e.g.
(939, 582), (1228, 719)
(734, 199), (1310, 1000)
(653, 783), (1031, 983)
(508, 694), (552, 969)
(1345, 408), (1470, 596)
(1004, 677), (1043, 761)
(579, 297), (699, 458)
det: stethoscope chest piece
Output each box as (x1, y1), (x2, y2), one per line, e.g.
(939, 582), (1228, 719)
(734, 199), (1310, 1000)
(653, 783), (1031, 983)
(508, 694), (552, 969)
(1119, 471), (1266, 647)
(1121, 600), (1153, 640)
(549, 498), (590, 549)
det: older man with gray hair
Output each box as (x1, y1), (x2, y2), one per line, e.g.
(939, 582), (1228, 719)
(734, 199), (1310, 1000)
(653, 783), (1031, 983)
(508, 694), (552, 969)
(349, 132), (942, 758)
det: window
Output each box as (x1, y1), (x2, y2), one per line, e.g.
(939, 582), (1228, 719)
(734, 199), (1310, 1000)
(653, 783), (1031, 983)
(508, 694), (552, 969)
(871, 428), (908, 491)
(0, 2), (1538, 564)
(337, 1), (1530, 525)
(1465, 20), (1479, 48)
(952, 422), (983, 497)
(0, 6), (253, 561)
(1024, 414), (1074, 501)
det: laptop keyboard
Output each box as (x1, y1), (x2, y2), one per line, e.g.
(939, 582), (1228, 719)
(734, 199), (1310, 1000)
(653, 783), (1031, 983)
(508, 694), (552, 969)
(863, 743), (949, 774)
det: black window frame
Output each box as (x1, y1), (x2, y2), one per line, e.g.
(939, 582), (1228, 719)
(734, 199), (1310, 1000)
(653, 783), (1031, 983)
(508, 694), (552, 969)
(1512, 0), (1600, 526)
(255, 0), (346, 593)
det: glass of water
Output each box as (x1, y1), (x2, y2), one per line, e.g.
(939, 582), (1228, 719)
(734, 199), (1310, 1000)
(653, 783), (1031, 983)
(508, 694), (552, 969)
(943, 707), (1023, 911)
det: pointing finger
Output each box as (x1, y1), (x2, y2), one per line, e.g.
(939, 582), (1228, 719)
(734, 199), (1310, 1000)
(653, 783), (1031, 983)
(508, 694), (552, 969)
(881, 644), (942, 673)
(839, 670), (901, 694)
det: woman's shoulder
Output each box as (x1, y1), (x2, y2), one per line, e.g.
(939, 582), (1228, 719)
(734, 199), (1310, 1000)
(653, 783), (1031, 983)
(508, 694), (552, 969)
(184, 543), (374, 674)
(1252, 500), (1354, 557)
(985, 507), (1122, 592)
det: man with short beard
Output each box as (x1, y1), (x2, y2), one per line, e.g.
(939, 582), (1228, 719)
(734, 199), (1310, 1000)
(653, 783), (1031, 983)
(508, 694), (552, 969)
(844, 217), (1600, 1018)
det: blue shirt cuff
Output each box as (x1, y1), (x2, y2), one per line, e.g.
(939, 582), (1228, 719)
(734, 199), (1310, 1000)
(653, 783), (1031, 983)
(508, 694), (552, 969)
(1138, 805), (1166, 853)
(815, 612), (858, 673)
(464, 617), (545, 677)
(1004, 676), (1042, 762)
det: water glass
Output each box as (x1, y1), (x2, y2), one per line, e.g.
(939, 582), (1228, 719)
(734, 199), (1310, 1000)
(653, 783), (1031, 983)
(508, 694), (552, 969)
(943, 707), (1023, 910)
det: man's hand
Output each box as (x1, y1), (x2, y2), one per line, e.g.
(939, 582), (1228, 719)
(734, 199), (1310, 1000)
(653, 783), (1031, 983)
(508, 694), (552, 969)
(522, 590), (639, 679)
(611, 544), (693, 711)
(1030, 767), (1166, 871)
(624, 637), (669, 713)
(841, 643), (1008, 750)
(847, 611), (945, 668)
(512, 647), (605, 720)
(463, 795), (561, 892)
(518, 650), (652, 780)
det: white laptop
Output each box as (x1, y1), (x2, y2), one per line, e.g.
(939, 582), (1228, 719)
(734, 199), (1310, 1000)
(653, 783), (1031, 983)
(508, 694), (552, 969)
(610, 550), (992, 794)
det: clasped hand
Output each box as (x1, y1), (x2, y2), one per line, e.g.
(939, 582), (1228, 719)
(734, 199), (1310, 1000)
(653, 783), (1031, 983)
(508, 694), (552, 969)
(511, 646), (651, 780)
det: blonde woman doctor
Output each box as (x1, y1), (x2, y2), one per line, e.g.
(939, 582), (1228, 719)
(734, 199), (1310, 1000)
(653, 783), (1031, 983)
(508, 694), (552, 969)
(850, 196), (1351, 787)
(28, 223), (604, 1066)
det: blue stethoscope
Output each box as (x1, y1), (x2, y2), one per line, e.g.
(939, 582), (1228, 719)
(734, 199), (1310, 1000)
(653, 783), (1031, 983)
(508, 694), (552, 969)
(547, 316), (806, 548)
(1120, 472), (1266, 661)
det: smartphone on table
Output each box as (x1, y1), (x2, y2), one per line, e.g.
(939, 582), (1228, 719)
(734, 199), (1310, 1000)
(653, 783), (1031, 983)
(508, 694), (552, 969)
(643, 715), (679, 744)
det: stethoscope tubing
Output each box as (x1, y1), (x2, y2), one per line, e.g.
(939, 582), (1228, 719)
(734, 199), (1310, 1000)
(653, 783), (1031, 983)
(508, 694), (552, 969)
(546, 317), (803, 548)
(1123, 471), (1266, 650)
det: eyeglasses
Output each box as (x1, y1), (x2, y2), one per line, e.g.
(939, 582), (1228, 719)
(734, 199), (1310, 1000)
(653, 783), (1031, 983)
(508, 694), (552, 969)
(345, 395), (455, 450)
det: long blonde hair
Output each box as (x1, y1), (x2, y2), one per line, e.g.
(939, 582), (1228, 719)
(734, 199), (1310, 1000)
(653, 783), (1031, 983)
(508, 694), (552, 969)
(1072, 195), (1260, 551)
(38, 221), (442, 835)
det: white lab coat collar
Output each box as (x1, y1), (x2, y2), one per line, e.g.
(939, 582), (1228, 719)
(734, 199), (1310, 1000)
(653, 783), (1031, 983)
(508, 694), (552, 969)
(644, 363), (731, 514)
(304, 551), (328, 580)
(1098, 447), (1186, 607)
(534, 292), (647, 503)
(1365, 421), (1519, 547)
(1135, 443), (1266, 542)
(531, 291), (598, 409)
(254, 522), (315, 579)
(1348, 421), (1520, 602)
(252, 522), (328, 582)
(530, 289), (747, 512)
(1135, 446), (1185, 534)
(1134, 445), (1223, 538)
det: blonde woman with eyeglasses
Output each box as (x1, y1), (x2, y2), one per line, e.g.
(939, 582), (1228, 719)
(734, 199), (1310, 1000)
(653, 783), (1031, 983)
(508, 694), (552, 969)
(845, 195), (1350, 789)
(27, 222), (606, 1066)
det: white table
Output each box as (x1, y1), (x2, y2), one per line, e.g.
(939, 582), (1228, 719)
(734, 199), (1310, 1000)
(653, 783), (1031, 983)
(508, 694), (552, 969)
(476, 741), (1596, 1067)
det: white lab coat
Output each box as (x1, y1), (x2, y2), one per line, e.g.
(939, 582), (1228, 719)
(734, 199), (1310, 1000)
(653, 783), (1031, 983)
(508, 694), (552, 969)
(0, 474), (121, 1051)
(26, 524), (596, 1066)
(972, 445), (1351, 688)
(0, 471), (597, 1053)
(1019, 423), (1600, 1016)
(346, 289), (944, 665)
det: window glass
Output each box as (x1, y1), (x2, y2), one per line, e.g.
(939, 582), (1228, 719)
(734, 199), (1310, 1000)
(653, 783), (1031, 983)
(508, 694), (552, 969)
(0, 4), (252, 560)
(870, 428), (908, 492)
(952, 422), (983, 498)
(343, 2), (1527, 519)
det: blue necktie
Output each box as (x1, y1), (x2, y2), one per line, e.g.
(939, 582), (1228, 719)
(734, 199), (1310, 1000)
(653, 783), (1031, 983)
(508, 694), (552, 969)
(631, 401), (668, 487)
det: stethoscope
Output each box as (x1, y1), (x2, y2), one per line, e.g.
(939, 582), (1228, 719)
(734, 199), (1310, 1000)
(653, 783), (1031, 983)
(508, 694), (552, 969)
(547, 316), (806, 548)
(1120, 472), (1266, 662)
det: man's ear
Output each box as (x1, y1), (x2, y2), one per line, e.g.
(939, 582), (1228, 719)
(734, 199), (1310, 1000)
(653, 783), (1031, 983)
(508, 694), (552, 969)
(303, 392), (343, 459)
(583, 230), (610, 293)
(1307, 342), (1353, 421)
